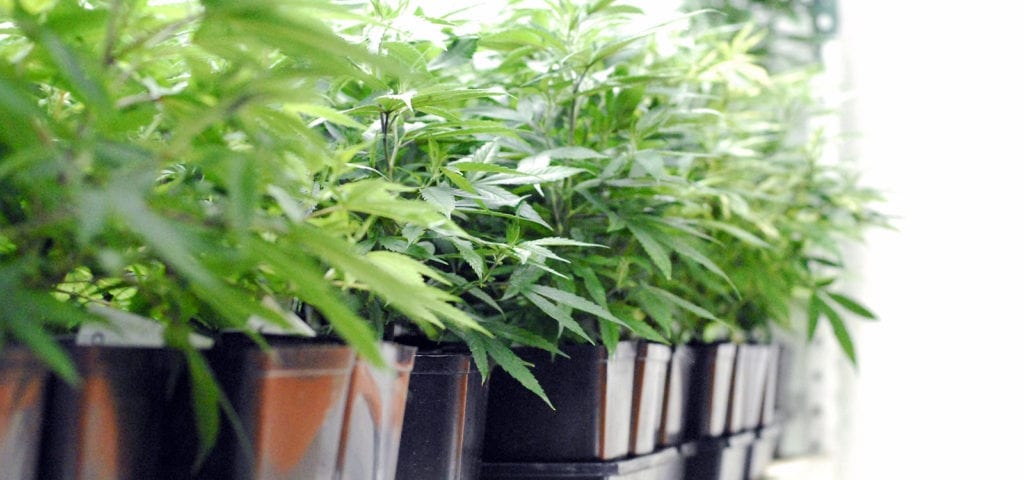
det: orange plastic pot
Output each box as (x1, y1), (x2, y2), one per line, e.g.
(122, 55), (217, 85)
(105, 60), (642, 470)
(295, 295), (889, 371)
(0, 346), (47, 480)
(335, 341), (417, 480)
(197, 335), (356, 480)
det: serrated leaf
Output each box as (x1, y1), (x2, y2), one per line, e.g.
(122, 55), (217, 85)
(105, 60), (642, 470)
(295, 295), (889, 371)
(478, 166), (586, 186)
(826, 292), (877, 320)
(700, 220), (770, 248)
(540, 146), (608, 159)
(626, 223), (672, 279)
(523, 291), (592, 342)
(644, 285), (719, 322)
(451, 161), (523, 176)
(523, 237), (604, 248)
(807, 294), (822, 341)
(516, 202), (552, 229)
(284, 103), (366, 130)
(820, 296), (857, 366)
(421, 186), (456, 218)
(442, 167), (478, 194)
(429, 36), (478, 71)
(487, 340), (552, 408)
(528, 285), (625, 328)
(574, 265), (608, 309)
(451, 238), (485, 279)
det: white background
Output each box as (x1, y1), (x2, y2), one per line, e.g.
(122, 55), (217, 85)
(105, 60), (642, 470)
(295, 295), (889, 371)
(841, 1), (1024, 478)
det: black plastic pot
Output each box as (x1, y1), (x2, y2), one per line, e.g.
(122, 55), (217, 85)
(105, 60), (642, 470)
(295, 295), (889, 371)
(729, 344), (773, 433)
(657, 346), (694, 447)
(684, 343), (736, 440)
(38, 345), (184, 480)
(629, 342), (671, 456)
(684, 432), (754, 480)
(758, 345), (780, 428)
(0, 346), (48, 480)
(480, 447), (681, 480)
(746, 424), (781, 479)
(396, 351), (488, 480)
(483, 342), (637, 462)
(335, 341), (417, 480)
(194, 334), (356, 480)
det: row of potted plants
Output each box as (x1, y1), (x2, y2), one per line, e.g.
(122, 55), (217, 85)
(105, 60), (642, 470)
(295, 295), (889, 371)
(1, 0), (884, 479)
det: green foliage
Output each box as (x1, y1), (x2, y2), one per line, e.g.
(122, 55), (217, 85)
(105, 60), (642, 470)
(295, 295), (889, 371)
(1, 0), (886, 411)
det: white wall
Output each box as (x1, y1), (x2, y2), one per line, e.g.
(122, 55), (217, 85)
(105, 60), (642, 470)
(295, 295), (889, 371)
(840, 2), (1024, 478)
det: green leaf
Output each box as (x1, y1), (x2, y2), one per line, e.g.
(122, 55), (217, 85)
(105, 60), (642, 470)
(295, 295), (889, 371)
(283, 103), (367, 130)
(450, 238), (485, 280)
(700, 220), (771, 248)
(626, 223), (671, 279)
(528, 285), (627, 329)
(429, 36), (479, 71)
(182, 347), (222, 471)
(248, 239), (384, 366)
(479, 28), (548, 50)
(826, 292), (877, 320)
(819, 295), (858, 366)
(807, 294), (822, 341)
(574, 265), (608, 309)
(523, 290), (592, 343)
(486, 339), (553, 409)
(643, 285), (719, 322)
(442, 167), (478, 194)
(540, 146), (608, 160)
(421, 186), (456, 218)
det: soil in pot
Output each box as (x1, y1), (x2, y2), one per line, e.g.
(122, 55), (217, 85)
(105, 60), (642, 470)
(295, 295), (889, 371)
(0, 346), (48, 480)
(483, 342), (637, 462)
(194, 334), (356, 480)
(684, 343), (736, 440)
(335, 341), (417, 480)
(38, 345), (184, 480)
(629, 342), (671, 456)
(395, 350), (488, 480)
(657, 346), (694, 447)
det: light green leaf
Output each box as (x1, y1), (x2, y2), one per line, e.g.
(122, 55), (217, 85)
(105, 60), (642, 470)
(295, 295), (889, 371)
(540, 146), (608, 160)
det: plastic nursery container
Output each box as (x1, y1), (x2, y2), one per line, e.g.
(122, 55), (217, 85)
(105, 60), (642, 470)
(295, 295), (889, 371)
(657, 346), (694, 447)
(729, 344), (773, 433)
(684, 432), (755, 480)
(38, 346), (183, 480)
(196, 334), (356, 480)
(480, 447), (681, 480)
(483, 342), (637, 462)
(396, 351), (489, 480)
(335, 341), (417, 480)
(0, 346), (48, 480)
(758, 345), (781, 428)
(747, 424), (782, 479)
(684, 343), (737, 440)
(629, 342), (672, 455)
